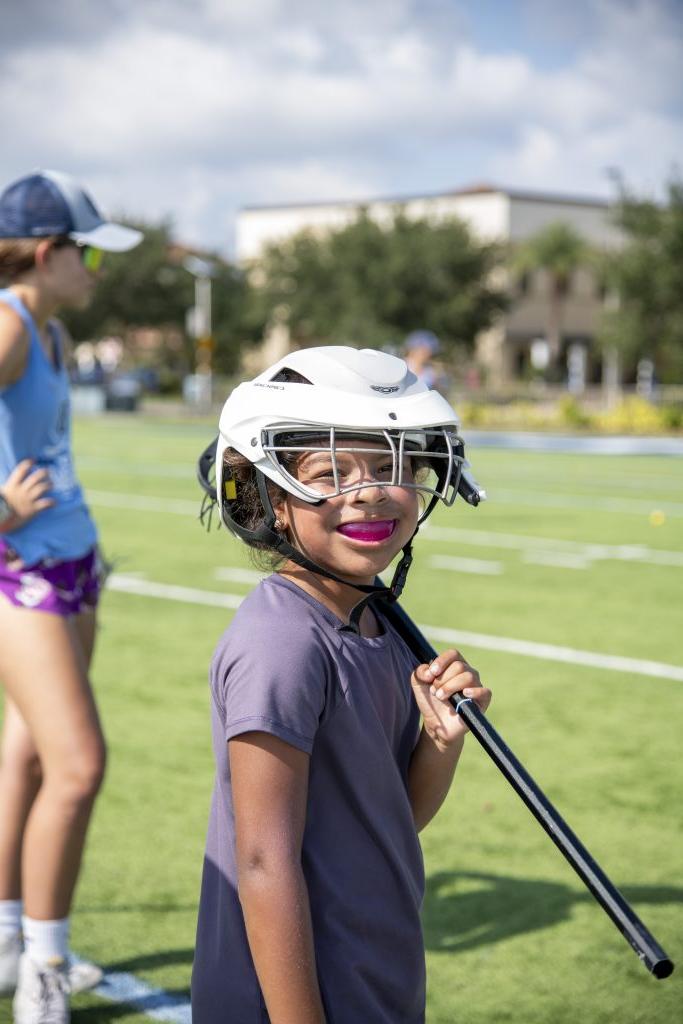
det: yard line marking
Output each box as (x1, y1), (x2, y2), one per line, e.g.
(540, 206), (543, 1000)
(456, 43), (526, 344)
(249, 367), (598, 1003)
(491, 488), (683, 518)
(87, 490), (197, 515)
(86, 490), (683, 569)
(521, 551), (591, 570)
(420, 525), (683, 569)
(106, 575), (683, 682)
(423, 625), (683, 682)
(215, 567), (266, 585)
(76, 959), (191, 1024)
(78, 456), (192, 479)
(109, 574), (242, 609)
(428, 555), (503, 575)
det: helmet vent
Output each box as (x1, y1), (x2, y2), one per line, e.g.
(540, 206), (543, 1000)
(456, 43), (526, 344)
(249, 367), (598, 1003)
(270, 368), (313, 384)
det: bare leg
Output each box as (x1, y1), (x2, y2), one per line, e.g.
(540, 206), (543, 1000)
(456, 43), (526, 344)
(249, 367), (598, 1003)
(0, 605), (99, 904)
(0, 601), (106, 920)
(0, 703), (42, 900)
(72, 605), (97, 672)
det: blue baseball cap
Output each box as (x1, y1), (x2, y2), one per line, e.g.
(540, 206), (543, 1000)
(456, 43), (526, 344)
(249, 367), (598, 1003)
(0, 169), (142, 251)
(405, 330), (440, 355)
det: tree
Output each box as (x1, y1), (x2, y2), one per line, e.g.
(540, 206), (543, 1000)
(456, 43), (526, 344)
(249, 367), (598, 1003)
(200, 261), (264, 377)
(597, 177), (683, 385)
(513, 222), (588, 366)
(61, 218), (257, 378)
(248, 210), (508, 354)
(62, 219), (192, 338)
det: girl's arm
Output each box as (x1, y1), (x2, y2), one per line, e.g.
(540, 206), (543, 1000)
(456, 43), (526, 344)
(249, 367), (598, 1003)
(0, 305), (29, 388)
(230, 732), (327, 1024)
(408, 650), (492, 832)
(0, 460), (53, 533)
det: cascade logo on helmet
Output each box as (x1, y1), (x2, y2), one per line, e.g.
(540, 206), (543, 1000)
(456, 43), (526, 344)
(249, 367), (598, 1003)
(197, 346), (485, 630)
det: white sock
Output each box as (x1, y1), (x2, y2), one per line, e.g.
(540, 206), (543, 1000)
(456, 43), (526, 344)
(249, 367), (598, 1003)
(21, 916), (69, 966)
(0, 899), (22, 939)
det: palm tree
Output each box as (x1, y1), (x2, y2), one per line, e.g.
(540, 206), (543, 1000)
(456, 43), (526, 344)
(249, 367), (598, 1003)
(513, 222), (588, 364)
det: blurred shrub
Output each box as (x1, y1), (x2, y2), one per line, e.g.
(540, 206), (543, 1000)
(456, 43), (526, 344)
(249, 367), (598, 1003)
(458, 396), (682, 434)
(557, 396), (593, 429)
(593, 397), (668, 434)
(660, 404), (683, 430)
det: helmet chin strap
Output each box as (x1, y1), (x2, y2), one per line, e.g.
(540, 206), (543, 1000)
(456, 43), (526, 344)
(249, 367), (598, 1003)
(253, 472), (415, 634)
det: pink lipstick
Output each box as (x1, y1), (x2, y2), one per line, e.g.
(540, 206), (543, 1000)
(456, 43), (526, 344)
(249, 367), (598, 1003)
(337, 520), (396, 542)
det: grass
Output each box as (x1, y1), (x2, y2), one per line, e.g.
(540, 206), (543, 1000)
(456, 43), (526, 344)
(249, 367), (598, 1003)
(1, 414), (682, 1023)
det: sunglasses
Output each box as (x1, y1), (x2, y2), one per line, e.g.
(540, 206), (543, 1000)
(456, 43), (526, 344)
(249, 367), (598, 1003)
(52, 238), (104, 273)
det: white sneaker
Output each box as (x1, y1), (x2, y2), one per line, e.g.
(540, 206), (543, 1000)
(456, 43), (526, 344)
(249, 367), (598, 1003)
(67, 958), (103, 994)
(0, 937), (102, 999)
(12, 954), (70, 1024)
(0, 931), (22, 995)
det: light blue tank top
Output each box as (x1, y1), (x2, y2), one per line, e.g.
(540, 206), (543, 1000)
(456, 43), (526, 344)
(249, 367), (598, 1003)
(0, 289), (97, 565)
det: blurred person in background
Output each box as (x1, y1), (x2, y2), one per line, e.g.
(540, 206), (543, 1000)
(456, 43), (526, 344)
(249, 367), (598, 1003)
(403, 330), (449, 395)
(0, 170), (141, 1024)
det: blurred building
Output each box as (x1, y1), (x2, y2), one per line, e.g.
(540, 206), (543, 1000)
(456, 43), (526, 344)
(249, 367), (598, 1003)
(236, 183), (622, 388)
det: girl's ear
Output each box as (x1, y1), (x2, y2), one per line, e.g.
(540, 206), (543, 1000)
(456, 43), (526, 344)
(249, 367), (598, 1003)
(273, 497), (290, 534)
(34, 239), (53, 270)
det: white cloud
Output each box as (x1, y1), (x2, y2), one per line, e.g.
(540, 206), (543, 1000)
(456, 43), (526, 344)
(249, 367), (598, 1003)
(0, 0), (680, 252)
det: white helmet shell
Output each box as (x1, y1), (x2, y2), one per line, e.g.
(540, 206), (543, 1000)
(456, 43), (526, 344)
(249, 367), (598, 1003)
(216, 346), (463, 510)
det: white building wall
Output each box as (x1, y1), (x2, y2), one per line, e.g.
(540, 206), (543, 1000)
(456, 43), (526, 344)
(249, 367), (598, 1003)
(236, 189), (620, 262)
(237, 203), (360, 262)
(236, 189), (513, 262)
(508, 196), (621, 247)
(448, 192), (510, 241)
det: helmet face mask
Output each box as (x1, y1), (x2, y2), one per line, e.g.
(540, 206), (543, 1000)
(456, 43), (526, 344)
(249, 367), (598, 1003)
(261, 425), (464, 518)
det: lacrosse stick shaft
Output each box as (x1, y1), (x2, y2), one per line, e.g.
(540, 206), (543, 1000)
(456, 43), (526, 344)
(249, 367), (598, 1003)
(379, 594), (674, 980)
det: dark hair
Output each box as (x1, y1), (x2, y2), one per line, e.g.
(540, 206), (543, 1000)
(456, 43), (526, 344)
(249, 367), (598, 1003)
(0, 238), (43, 284)
(222, 448), (288, 571)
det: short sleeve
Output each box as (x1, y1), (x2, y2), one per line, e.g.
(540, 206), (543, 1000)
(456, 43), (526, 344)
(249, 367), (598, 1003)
(210, 588), (334, 754)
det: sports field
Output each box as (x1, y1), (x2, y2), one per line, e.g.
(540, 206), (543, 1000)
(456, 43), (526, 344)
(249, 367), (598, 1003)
(1, 414), (681, 1024)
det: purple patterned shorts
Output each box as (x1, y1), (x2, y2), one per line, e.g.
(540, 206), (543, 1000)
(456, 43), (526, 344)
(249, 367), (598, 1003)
(0, 540), (102, 616)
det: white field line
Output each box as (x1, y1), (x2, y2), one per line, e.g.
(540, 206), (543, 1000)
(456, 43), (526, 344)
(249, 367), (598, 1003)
(420, 525), (683, 569)
(88, 490), (198, 515)
(214, 567), (266, 585)
(423, 625), (683, 682)
(78, 456), (192, 479)
(87, 490), (683, 569)
(72, 957), (191, 1024)
(106, 574), (683, 682)
(109, 574), (242, 609)
(427, 555), (503, 575)
(491, 488), (683, 518)
(521, 551), (592, 570)
(88, 485), (683, 520)
(87, 491), (683, 571)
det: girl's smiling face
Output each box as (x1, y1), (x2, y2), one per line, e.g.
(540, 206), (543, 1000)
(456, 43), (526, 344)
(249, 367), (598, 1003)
(275, 441), (420, 588)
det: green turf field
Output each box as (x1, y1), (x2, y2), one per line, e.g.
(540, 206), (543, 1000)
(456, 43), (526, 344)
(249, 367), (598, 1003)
(1, 414), (681, 1024)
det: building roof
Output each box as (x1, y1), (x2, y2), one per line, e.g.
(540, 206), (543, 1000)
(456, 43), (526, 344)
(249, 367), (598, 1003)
(240, 182), (612, 214)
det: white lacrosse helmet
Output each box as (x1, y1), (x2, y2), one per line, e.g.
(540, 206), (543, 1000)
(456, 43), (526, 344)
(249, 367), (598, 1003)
(198, 346), (484, 623)
(214, 346), (479, 524)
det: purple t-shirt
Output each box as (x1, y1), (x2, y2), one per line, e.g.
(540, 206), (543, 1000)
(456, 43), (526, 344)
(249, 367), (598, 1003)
(192, 574), (425, 1024)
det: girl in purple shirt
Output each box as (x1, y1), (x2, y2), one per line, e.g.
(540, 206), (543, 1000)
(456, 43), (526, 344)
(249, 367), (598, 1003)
(194, 346), (491, 1023)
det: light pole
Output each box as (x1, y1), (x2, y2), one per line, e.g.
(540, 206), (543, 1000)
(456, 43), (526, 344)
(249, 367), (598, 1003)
(184, 255), (215, 408)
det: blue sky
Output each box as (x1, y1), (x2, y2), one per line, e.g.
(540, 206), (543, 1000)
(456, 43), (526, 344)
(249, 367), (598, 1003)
(1, 0), (681, 255)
